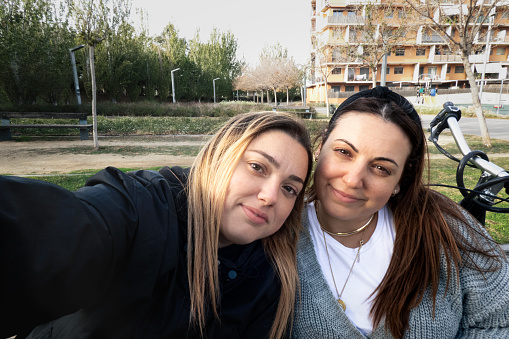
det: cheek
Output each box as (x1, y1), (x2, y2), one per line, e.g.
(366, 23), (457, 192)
(274, 199), (296, 226)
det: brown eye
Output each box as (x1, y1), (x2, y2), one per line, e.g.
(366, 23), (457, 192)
(250, 163), (264, 173)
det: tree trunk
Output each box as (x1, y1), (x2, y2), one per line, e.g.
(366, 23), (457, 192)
(261, 90), (264, 103)
(461, 53), (491, 147)
(273, 88), (277, 105)
(286, 88), (289, 105)
(324, 78), (330, 117)
(267, 90), (269, 104)
(89, 45), (99, 150)
(372, 68), (377, 88)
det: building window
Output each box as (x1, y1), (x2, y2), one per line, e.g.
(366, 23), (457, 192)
(333, 10), (342, 16)
(455, 66), (464, 73)
(332, 50), (340, 62)
(395, 48), (405, 56)
(394, 67), (404, 74)
(386, 67), (390, 74)
(345, 85), (355, 92)
(398, 10), (406, 19)
(332, 67), (342, 74)
(331, 86), (341, 93)
(359, 85), (370, 91)
(502, 11), (509, 19)
(416, 48), (425, 56)
(349, 29), (357, 40)
(451, 29), (456, 38)
(447, 66), (451, 73)
(497, 47), (506, 55)
(347, 10), (355, 17)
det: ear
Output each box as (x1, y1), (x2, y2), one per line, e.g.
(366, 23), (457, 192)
(314, 144), (322, 162)
(392, 184), (400, 196)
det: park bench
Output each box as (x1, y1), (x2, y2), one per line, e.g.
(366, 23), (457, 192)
(0, 112), (92, 141)
(272, 105), (314, 119)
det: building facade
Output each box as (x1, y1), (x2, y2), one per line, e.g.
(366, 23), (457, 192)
(308, 0), (509, 104)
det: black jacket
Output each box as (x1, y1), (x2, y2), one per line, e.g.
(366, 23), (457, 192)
(0, 166), (280, 338)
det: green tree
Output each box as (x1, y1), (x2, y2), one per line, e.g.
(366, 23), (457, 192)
(0, 0), (74, 105)
(152, 23), (188, 102)
(94, 0), (144, 103)
(189, 29), (241, 102)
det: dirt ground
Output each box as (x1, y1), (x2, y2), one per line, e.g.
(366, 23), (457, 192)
(0, 135), (211, 175)
(1, 134), (508, 176)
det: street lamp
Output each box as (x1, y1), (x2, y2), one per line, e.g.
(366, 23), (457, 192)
(69, 45), (85, 105)
(171, 68), (181, 103)
(213, 77), (220, 103)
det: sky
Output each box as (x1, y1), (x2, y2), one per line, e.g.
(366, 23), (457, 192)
(130, 0), (311, 67)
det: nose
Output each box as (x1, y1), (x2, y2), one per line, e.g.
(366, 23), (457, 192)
(342, 162), (365, 188)
(258, 180), (279, 206)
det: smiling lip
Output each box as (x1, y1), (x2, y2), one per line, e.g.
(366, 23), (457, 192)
(242, 205), (268, 224)
(331, 186), (364, 204)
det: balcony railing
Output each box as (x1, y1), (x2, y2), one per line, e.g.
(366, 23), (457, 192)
(328, 16), (364, 25)
(422, 36), (445, 43)
(434, 55), (462, 62)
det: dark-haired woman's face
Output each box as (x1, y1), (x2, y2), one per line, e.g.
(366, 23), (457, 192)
(314, 112), (411, 225)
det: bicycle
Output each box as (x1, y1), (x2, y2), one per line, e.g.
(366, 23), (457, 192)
(428, 102), (509, 226)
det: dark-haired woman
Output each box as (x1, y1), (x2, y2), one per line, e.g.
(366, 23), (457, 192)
(292, 87), (509, 338)
(1, 112), (313, 339)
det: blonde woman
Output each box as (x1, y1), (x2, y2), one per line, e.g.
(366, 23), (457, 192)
(0, 112), (312, 339)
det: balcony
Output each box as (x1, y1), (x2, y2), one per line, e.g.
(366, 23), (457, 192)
(422, 36), (445, 43)
(328, 16), (364, 25)
(469, 54), (487, 63)
(434, 55), (462, 62)
(325, 0), (380, 4)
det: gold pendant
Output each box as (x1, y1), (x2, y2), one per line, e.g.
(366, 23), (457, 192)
(338, 298), (346, 311)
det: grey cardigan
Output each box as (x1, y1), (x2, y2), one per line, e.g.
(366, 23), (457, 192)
(292, 209), (509, 338)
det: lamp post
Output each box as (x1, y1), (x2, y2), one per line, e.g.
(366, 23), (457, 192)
(171, 68), (180, 103)
(213, 77), (220, 103)
(69, 45), (85, 105)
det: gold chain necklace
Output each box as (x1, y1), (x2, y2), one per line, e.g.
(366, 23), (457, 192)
(322, 228), (367, 311)
(315, 201), (374, 237)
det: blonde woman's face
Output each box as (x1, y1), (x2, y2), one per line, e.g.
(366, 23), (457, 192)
(219, 130), (308, 248)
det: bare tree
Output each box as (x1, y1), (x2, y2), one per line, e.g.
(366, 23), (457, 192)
(355, 1), (416, 87)
(310, 39), (351, 115)
(67, 0), (110, 150)
(235, 44), (301, 105)
(405, 0), (509, 147)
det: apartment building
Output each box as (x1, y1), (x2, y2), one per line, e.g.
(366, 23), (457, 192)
(308, 0), (509, 104)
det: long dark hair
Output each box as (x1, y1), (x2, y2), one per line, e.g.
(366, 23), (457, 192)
(309, 87), (501, 338)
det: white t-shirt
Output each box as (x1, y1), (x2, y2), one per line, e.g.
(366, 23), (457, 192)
(308, 202), (396, 335)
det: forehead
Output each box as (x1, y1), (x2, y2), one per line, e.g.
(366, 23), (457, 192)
(246, 130), (308, 170)
(328, 112), (411, 154)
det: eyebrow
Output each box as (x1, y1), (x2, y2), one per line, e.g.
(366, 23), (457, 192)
(335, 138), (400, 167)
(250, 150), (305, 184)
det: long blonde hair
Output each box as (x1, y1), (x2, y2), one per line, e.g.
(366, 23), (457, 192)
(187, 112), (312, 338)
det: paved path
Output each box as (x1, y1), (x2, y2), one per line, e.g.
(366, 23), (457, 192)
(420, 114), (509, 141)
(316, 107), (508, 140)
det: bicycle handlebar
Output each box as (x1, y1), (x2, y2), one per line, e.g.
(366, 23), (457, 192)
(429, 102), (509, 223)
(429, 102), (508, 178)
